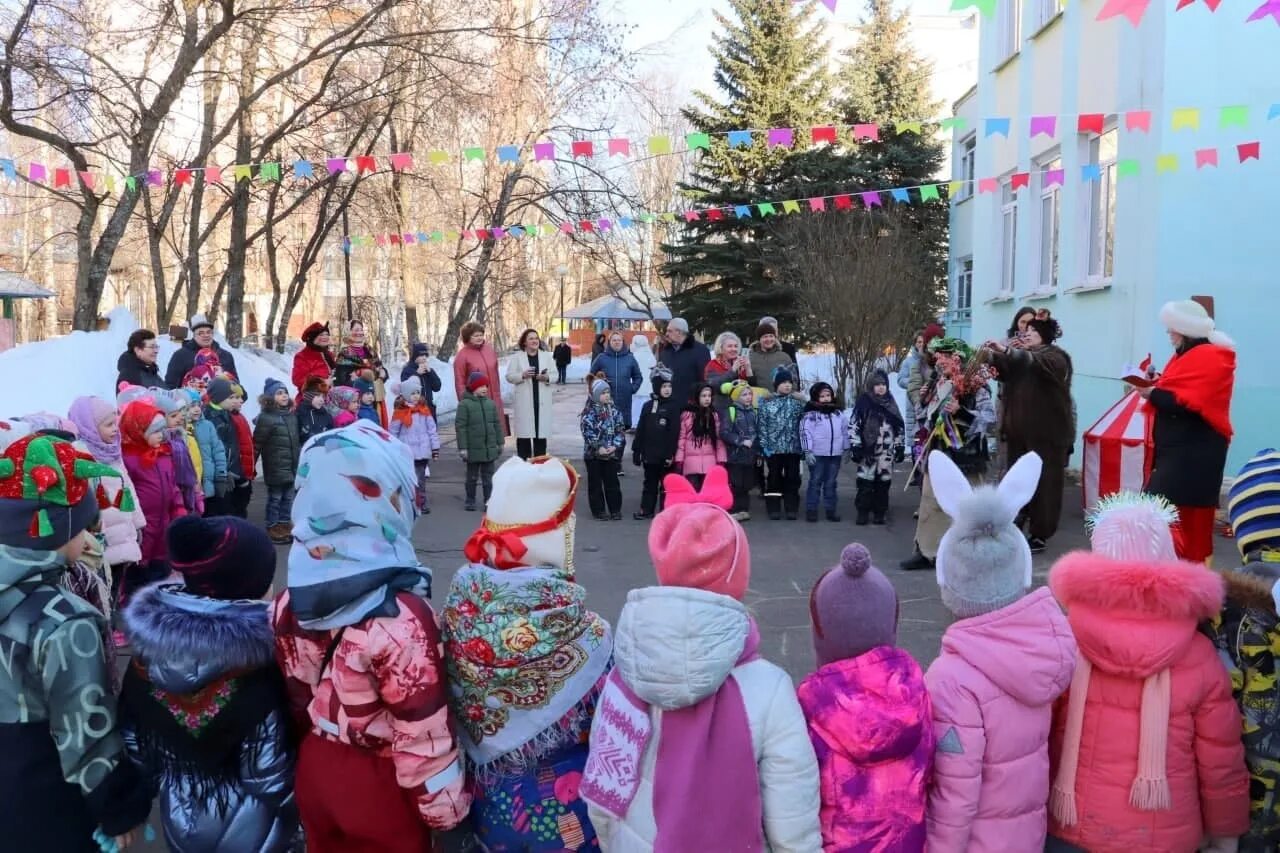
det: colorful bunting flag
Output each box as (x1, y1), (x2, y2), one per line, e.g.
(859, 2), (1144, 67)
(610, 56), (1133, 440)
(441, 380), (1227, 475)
(293, 160), (314, 179)
(758, 202), (778, 216)
(860, 191), (882, 208)
(259, 162), (281, 181)
(707, 209), (724, 221)
(463, 147), (485, 162)
(205, 167), (222, 184)
(1044, 168), (1065, 187)
(1239, 141), (1261, 161)
(105, 174), (116, 193)
(1097, 0), (1151, 25)
(781, 199), (801, 213)
(940, 117), (967, 133)
(984, 118), (1011, 138)
(1078, 113), (1106, 134)
(125, 176), (138, 192)
(1029, 115), (1057, 138)
(1171, 108), (1200, 131)
(355, 155), (377, 173)
(727, 130), (753, 148)
(683, 210), (700, 222)
(1270, 104), (1280, 120)
(1220, 105), (1249, 128)
(833, 194), (853, 210)
(947, 180), (964, 196)
(428, 150), (450, 165)
(497, 145), (521, 163)
(920, 184), (941, 201)
(978, 177), (999, 194)
(1117, 159), (1141, 177)
(767, 128), (794, 148)
(687, 132), (711, 151)
(648, 136), (671, 155)
(1248, 0), (1280, 21)
(808, 197), (826, 211)
(1081, 163), (1102, 181)
(1010, 172), (1030, 191)
(1156, 153), (1179, 173)
(734, 205), (752, 218)
(326, 158), (347, 175)
(389, 152), (414, 171)
(608, 138), (630, 157)
(951, 0), (997, 18)
(890, 188), (910, 203)
(28, 163), (45, 183)
(895, 121), (922, 135)
(579, 220), (595, 233)
(559, 222), (575, 233)
(1195, 148), (1219, 168)
(53, 168), (70, 188)
(852, 124), (879, 142)
(174, 168), (193, 186)
(571, 141), (594, 158)
(1125, 111), (1153, 133)
(78, 171), (94, 189)
(811, 126), (837, 145)
(534, 142), (555, 161)
(146, 170), (163, 187)
(0, 160), (14, 181)
(233, 164), (252, 182)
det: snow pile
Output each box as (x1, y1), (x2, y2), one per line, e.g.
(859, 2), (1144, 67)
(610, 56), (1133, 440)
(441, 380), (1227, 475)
(0, 307), (291, 424)
(795, 352), (908, 414)
(386, 359), (459, 420)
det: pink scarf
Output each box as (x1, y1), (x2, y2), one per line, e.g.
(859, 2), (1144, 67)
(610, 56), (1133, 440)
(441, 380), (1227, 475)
(583, 620), (763, 852)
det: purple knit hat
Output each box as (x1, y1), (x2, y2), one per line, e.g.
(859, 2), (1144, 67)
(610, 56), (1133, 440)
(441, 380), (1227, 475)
(809, 542), (899, 667)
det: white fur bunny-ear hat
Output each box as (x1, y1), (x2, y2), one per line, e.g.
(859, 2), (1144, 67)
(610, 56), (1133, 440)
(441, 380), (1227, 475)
(930, 450), (1043, 619)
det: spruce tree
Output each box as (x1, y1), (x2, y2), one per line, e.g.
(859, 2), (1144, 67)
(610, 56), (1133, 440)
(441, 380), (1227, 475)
(662, 0), (839, 341)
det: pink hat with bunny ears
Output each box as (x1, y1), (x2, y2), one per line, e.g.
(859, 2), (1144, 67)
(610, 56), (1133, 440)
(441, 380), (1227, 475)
(649, 467), (750, 600)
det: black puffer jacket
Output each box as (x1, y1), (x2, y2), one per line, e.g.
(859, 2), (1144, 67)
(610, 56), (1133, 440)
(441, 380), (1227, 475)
(116, 350), (168, 391)
(657, 336), (711, 411)
(633, 396), (680, 465)
(296, 399), (335, 445)
(252, 398), (301, 487)
(120, 584), (299, 853)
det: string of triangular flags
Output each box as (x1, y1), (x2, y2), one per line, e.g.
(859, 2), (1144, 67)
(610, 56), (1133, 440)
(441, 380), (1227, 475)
(341, 140), (1262, 251)
(2, 103), (1277, 193)
(950, 0), (1279, 25)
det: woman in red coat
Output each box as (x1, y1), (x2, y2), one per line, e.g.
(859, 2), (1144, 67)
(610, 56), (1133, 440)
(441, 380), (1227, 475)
(452, 321), (507, 436)
(292, 322), (336, 402)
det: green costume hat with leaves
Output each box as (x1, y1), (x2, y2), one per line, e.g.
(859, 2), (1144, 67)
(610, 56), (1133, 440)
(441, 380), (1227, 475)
(0, 433), (133, 550)
(927, 336), (975, 362)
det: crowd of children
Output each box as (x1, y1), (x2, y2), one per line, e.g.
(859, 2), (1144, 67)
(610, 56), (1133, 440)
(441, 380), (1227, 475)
(12, 382), (1280, 852)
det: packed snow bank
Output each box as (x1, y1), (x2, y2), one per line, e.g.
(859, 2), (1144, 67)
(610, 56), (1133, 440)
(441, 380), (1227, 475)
(0, 308), (291, 424)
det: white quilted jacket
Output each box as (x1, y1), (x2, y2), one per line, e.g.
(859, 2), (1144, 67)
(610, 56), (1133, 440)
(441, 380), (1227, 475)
(584, 586), (821, 853)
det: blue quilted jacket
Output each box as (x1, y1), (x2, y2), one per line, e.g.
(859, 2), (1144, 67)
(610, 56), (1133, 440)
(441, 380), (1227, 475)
(757, 395), (804, 456)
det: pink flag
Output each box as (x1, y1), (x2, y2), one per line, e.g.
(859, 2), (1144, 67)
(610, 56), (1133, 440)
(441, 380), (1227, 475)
(205, 166), (222, 184)
(852, 123), (879, 142)
(1096, 0), (1150, 25)
(389, 152), (414, 171)
(683, 210), (700, 222)
(1029, 115), (1057, 137)
(28, 163), (45, 182)
(1247, 0), (1280, 21)
(808, 197), (826, 211)
(1125, 111), (1153, 132)
(607, 138), (630, 157)
(559, 222), (575, 233)
(978, 177), (999, 194)
(78, 171), (95, 188)
(1194, 148), (1218, 168)
(1043, 168), (1065, 187)
(767, 128), (794, 148)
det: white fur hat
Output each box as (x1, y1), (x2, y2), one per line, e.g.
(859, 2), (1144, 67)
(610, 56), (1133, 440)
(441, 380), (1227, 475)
(1159, 300), (1234, 350)
(466, 456), (579, 572)
(931, 450), (1042, 619)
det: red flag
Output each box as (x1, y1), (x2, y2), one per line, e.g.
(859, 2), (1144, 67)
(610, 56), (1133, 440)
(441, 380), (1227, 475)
(53, 168), (71, 188)
(571, 140), (594, 158)
(810, 126), (837, 145)
(174, 169), (193, 186)
(578, 220), (595, 232)
(1077, 113), (1105, 135)
(1238, 141), (1261, 162)
(833, 194), (852, 210)
(389, 233), (402, 245)
(355, 155), (377, 174)
(475, 229), (490, 241)
(1010, 172), (1031, 191)
(707, 208), (724, 221)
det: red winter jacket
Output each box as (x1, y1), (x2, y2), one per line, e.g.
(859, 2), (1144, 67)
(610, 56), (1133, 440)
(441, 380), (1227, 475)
(291, 345), (334, 400)
(230, 411), (256, 481)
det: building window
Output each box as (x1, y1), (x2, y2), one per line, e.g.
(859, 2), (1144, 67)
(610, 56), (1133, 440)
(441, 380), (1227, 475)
(998, 0), (1021, 61)
(955, 256), (973, 317)
(1037, 0), (1064, 28)
(1085, 128), (1118, 280)
(957, 134), (976, 201)
(1000, 181), (1017, 295)
(1036, 154), (1061, 290)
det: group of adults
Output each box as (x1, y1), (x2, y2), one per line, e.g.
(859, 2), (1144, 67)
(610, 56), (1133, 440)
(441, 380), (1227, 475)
(115, 314), (242, 392)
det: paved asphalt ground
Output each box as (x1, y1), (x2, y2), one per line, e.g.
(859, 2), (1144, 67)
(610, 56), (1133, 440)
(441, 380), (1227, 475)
(133, 382), (1239, 850)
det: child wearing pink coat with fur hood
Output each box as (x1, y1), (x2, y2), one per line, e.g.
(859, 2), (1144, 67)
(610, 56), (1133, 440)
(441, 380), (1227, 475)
(923, 451), (1078, 852)
(1045, 492), (1249, 853)
(799, 542), (933, 851)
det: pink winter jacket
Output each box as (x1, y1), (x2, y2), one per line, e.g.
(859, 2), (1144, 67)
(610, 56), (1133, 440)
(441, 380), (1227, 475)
(797, 646), (933, 852)
(1046, 553), (1249, 852)
(674, 410), (726, 476)
(924, 587), (1077, 852)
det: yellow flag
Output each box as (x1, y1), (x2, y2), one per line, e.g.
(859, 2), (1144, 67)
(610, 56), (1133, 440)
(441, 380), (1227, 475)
(233, 164), (252, 181)
(948, 180), (965, 196)
(1171, 108), (1200, 131)
(895, 121), (923, 135)
(1156, 153), (1178, 173)
(428, 150), (450, 165)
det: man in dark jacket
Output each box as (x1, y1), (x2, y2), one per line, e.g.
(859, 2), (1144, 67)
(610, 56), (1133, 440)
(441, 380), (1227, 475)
(0, 434), (152, 851)
(116, 328), (169, 390)
(164, 314), (239, 388)
(657, 317), (711, 410)
(553, 338), (573, 384)
(399, 342), (443, 414)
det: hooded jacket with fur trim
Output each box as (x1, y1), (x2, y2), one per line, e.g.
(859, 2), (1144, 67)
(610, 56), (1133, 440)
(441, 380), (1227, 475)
(1047, 552), (1249, 851)
(1212, 561), (1280, 850)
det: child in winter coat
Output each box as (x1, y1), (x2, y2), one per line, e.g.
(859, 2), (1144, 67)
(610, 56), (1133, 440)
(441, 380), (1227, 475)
(757, 368), (805, 521)
(801, 382), (850, 523)
(455, 372), (503, 512)
(121, 400), (188, 568)
(0, 433), (151, 851)
(1046, 492), (1248, 852)
(389, 375), (440, 513)
(178, 393), (204, 492)
(120, 516), (299, 852)
(923, 450), (1077, 852)
(353, 377), (380, 424)
(297, 376), (334, 444)
(582, 467), (821, 850)
(446, 457), (611, 850)
(849, 370), (905, 526)
(254, 378), (302, 543)
(631, 365), (680, 519)
(153, 389), (202, 515)
(800, 542), (934, 851)
(185, 389), (225, 509)
(580, 378), (626, 520)
(327, 385), (359, 428)
(273, 420), (469, 849)
(204, 378), (254, 518)
(719, 381), (759, 521)
(675, 382), (726, 491)
(1217, 449), (1280, 851)
(67, 395), (147, 574)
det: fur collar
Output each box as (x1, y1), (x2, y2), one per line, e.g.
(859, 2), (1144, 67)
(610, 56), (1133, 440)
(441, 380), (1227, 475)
(1221, 565), (1280, 616)
(1049, 551), (1224, 621)
(123, 583), (274, 693)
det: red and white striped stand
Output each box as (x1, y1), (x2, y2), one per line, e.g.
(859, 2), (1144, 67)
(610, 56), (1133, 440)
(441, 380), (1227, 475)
(1082, 390), (1154, 512)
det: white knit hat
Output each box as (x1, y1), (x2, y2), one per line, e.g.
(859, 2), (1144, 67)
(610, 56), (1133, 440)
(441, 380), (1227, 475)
(465, 456), (579, 572)
(1159, 300), (1234, 349)
(189, 313), (212, 331)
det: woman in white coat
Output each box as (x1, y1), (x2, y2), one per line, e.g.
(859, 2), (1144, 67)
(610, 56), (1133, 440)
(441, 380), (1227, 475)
(506, 328), (556, 460)
(582, 468), (820, 852)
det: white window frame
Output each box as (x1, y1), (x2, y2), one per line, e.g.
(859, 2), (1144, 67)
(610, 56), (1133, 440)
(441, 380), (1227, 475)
(999, 180), (1018, 297)
(1035, 152), (1061, 291)
(997, 0), (1022, 62)
(955, 256), (974, 318)
(1083, 128), (1118, 282)
(956, 134), (976, 201)
(1036, 0), (1064, 29)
